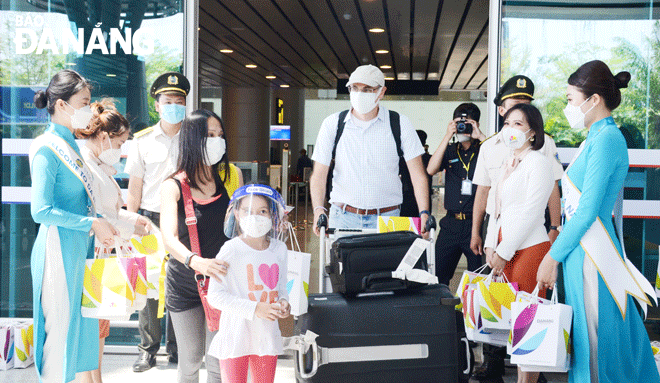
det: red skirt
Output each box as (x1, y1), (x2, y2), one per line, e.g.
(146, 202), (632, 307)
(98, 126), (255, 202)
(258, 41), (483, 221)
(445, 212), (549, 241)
(499, 229), (550, 298)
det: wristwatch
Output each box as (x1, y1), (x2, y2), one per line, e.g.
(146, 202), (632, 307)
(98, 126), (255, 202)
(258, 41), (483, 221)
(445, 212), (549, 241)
(184, 252), (198, 270)
(550, 225), (563, 233)
(419, 210), (431, 217)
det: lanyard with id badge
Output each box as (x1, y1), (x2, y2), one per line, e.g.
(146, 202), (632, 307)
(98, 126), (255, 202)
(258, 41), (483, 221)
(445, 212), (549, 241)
(457, 145), (475, 196)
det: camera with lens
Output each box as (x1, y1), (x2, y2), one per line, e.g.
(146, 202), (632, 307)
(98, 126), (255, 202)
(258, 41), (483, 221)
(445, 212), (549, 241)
(456, 113), (473, 135)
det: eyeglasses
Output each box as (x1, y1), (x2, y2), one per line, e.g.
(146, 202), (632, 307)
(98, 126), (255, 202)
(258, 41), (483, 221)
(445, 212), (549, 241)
(347, 85), (381, 94)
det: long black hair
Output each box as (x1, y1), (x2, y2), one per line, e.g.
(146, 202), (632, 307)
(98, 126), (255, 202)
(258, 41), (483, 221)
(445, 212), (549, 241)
(173, 109), (229, 190)
(34, 69), (91, 115)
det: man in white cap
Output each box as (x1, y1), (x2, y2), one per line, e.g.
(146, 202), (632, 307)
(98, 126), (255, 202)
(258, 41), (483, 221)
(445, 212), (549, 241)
(309, 64), (431, 236)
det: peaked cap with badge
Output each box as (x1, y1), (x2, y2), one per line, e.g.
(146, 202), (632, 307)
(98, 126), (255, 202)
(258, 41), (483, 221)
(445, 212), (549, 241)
(150, 72), (190, 99)
(493, 75), (534, 106)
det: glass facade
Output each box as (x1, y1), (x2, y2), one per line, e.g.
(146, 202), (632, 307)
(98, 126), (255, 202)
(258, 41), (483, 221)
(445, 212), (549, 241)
(500, 0), (660, 282)
(0, 0), (183, 324)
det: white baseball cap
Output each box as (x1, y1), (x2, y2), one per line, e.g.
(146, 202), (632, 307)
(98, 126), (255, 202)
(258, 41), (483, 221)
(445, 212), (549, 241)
(346, 64), (385, 88)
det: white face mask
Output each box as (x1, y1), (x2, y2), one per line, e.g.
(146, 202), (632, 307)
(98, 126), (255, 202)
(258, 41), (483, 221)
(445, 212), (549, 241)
(239, 214), (272, 238)
(501, 127), (531, 150)
(563, 96), (594, 130)
(203, 137), (226, 166)
(456, 134), (471, 143)
(350, 90), (380, 115)
(98, 135), (121, 166)
(64, 101), (93, 131)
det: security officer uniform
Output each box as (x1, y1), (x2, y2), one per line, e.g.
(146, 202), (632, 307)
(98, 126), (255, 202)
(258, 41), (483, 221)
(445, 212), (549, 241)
(124, 71), (189, 371)
(435, 139), (481, 285)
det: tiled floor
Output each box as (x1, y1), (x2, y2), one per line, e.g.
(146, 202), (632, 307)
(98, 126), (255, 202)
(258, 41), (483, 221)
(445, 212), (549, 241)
(3, 192), (657, 382)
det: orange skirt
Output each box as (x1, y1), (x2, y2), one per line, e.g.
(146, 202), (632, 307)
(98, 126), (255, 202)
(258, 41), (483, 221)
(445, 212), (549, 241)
(99, 319), (110, 339)
(499, 230), (550, 298)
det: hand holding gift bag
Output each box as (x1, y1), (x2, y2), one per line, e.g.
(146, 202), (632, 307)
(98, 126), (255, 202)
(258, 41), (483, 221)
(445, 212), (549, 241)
(281, 222), (312, 316)
(476, 271), (519, 332)
(510, 284), (573, 373)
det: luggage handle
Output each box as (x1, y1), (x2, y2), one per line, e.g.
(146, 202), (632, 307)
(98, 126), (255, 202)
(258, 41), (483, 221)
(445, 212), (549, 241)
(296, 341), (319, 379)
(461, 336), (471, 375)
(362, 272), (407, 291)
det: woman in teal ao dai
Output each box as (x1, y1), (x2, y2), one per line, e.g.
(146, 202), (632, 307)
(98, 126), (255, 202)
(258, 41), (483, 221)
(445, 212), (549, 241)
(30, 70), (117, 383)
(537, 60), (658, 383)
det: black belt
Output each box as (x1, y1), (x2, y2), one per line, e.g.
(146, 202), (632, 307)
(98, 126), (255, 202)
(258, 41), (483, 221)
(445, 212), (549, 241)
(447, 212), (472, 220)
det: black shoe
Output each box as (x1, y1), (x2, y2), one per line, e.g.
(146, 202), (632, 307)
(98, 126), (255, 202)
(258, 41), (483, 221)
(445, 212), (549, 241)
(473, 358), (505, 380)
(168, 351), (178, 364)
(133, 352), (156, 372)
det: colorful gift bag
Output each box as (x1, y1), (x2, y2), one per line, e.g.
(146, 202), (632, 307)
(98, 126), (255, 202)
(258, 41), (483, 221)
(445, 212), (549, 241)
(456, 264), (488, 310)
(130, 230), (168, 299)
(469, 287), (509, 346)
(12, 320), (33, 369)
(81, 240), (145, 320)
(283, 222), (311, 316)
(511, 288), (572, 373)
(377, 216), (421, 234)
(476, 272), (519, 332)
(507, 286), (551, 354)
(0, 321), (13, 370)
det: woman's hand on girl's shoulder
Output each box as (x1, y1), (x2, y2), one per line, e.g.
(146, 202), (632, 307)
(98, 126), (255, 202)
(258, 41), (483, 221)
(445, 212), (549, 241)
(191, 256), (229, 282)
(255, 302), (280, 321)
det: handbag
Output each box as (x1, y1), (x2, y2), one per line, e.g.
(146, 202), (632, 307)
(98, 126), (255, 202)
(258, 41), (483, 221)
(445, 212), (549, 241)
(175, 172), (221, 332)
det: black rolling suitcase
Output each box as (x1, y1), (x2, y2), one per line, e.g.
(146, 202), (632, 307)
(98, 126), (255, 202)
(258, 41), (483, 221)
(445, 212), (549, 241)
(294, 284), (461, 383)
(327, 230), (429, 295)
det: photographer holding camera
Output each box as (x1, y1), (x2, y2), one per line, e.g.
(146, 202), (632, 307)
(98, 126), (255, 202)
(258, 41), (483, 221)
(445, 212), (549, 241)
(427, 103), (486, 285)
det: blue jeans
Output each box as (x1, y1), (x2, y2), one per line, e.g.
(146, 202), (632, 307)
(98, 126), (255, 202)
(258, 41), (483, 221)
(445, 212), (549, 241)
(329, 204), (400, 230)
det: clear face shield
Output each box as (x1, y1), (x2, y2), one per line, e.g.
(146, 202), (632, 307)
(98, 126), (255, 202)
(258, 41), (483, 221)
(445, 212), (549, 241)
(224, 184), (286, 240)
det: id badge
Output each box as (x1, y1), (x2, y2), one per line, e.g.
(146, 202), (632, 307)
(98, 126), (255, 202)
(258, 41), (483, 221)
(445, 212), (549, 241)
(461, 179), (473, 195)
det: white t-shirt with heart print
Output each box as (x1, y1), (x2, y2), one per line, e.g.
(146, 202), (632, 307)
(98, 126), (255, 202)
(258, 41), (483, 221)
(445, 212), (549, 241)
(207, 237), (289, 360)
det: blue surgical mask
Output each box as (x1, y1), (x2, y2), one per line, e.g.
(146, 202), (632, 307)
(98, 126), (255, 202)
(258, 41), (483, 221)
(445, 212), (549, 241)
(160, 103), (186, 124)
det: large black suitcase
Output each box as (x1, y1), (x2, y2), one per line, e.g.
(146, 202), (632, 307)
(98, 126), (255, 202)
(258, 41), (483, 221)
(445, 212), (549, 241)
(294, 284), (460, 383)
(327, 230), (428, 294)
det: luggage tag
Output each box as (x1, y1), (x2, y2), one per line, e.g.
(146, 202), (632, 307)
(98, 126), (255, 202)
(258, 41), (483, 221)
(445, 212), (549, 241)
(392, 238), (438, 284)
(461, 179), (473, 195)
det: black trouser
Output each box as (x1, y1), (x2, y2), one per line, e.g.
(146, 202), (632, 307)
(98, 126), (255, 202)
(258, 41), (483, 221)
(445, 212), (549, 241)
(137, 209), (176, 356)
(435, 214), (482, 285)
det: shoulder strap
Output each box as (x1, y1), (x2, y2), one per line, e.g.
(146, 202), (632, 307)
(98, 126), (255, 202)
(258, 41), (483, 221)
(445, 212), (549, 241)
(389, 110), (404, 160)
(174, 172), (201, 257)
(331, 110), (350, 162)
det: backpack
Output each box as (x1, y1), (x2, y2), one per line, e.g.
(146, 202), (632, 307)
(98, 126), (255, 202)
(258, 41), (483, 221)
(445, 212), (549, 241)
(325, 109), (405, 201)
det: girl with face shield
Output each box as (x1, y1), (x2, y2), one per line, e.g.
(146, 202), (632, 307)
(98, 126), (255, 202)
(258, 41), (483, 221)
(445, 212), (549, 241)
(207, 184), (291, 383)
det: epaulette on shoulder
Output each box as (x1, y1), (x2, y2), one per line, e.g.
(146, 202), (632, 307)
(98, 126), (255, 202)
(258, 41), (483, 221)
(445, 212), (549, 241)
(480, 133), (498, 144)
(133, 126), (154, 138)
